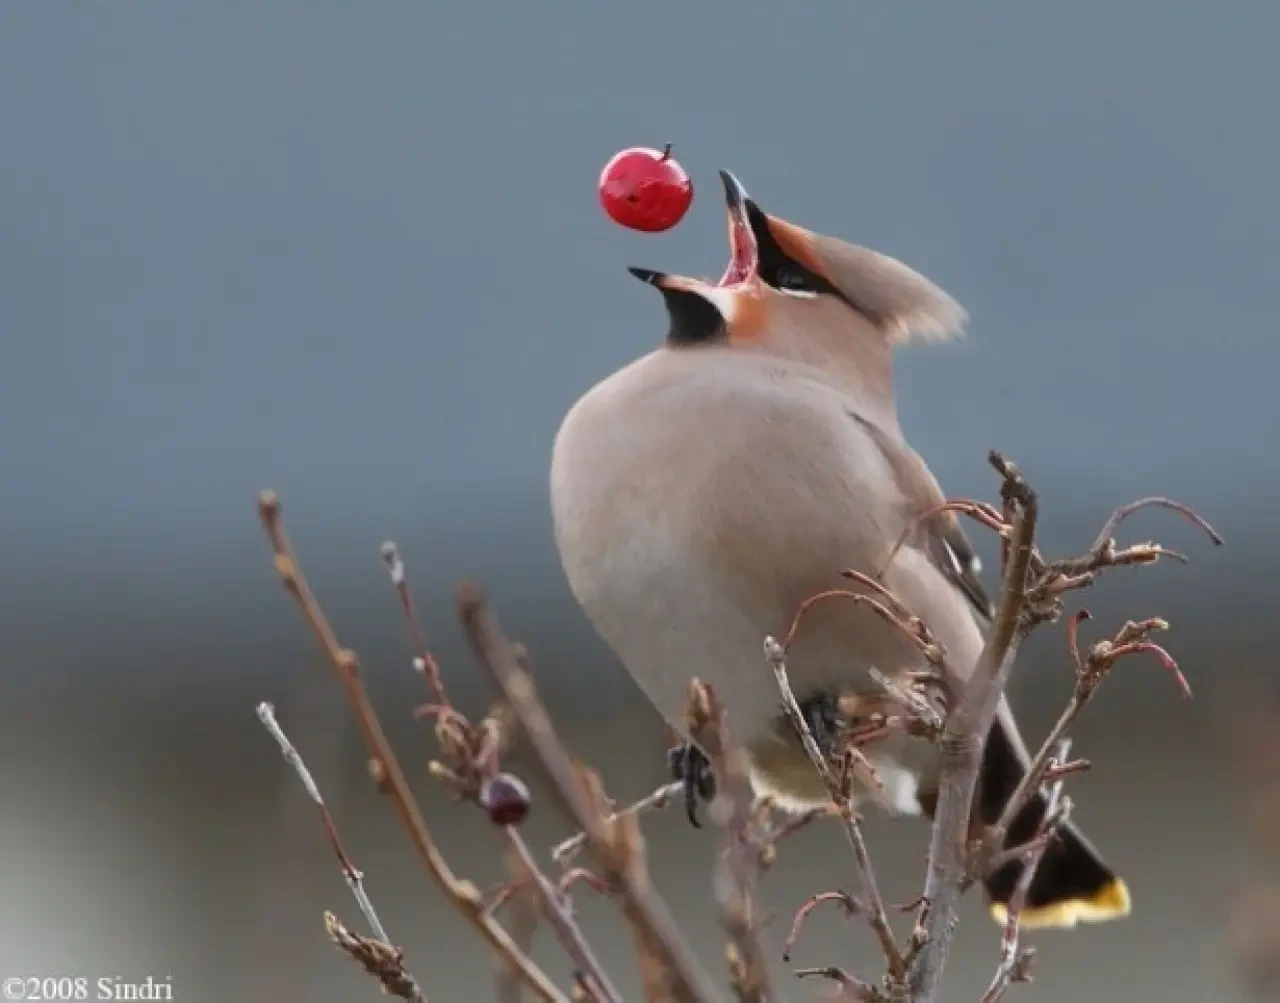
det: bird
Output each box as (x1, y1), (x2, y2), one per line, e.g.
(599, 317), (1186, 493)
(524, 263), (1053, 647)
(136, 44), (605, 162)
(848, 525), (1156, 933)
(549, 168), (1130, 930)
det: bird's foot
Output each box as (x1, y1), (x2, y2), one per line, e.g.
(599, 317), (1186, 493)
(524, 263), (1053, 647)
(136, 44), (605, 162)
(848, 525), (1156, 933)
(798, 693), (843, 761)
(666, 742), (716, 828)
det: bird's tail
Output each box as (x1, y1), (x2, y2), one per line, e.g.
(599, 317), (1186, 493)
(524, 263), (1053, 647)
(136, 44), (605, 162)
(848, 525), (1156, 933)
(978, 718), (1132, 929)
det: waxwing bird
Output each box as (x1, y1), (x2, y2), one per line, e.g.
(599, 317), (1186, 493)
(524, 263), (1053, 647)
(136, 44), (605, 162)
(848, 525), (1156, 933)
(550, 169), (1130, 930)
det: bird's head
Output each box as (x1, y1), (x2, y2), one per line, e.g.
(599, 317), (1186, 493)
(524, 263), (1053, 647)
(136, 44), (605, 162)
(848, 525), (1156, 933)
(629, 169), (967, 358)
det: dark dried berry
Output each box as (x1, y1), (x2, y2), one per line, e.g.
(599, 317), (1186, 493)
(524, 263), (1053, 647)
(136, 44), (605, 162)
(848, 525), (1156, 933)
(480, 772), (531, 827)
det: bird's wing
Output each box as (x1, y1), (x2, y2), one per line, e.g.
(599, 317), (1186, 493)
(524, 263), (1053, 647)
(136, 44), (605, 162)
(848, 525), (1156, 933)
(922, 508), (994, 625)
(845, 409), (1039, 783)
(846, 409), (993, 624)
(840, 411), (1049, 790)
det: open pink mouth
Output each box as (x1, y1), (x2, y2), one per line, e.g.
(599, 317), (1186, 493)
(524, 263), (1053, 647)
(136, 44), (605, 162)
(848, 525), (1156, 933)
(716, 169), (759, 287)
(718, 214), (757, 286)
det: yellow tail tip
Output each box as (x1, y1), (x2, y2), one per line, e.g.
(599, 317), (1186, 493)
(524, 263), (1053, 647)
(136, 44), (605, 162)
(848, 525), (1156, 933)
(989, 878), (1132, 930)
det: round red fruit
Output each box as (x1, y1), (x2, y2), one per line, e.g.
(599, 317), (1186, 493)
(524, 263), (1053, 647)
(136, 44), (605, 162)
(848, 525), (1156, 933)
(598, 143), (693, 233)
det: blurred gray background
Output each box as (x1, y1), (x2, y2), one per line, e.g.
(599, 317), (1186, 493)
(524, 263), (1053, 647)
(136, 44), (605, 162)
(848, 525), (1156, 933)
(1, 2), (1276, 1000)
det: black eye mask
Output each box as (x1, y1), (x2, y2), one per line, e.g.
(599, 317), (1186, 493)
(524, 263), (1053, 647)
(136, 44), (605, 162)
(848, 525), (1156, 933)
(745, 202), (844, 300)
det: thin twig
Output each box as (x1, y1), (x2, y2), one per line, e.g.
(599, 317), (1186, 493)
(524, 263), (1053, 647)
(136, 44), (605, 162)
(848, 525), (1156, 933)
(981, 740), (1074, 1003)
(765, 636), (904, 983)
(457, 583), (723, 1003)
(782, 586), (947, 674)
(994, 613), (1185, 841)
(686, 680), (775, 1003)
(256, 703), (391, 945)
(380, 541), (451, 707)
(868, 668), (945, 737)
(257, 702), (426, 1002)
(1087, 496), (1223, 555)
(908, 452), (1038, 1003)
(993, 701), (1082, 844)
(980, 822), (1067, 879)
(876, 499), (1010, 582)
(552, 782), (683, 866)
(793, 966), (878, 1002)
(325, 912), (427, 1002)
(484, 880), (527, 918)
(782, 891), (862, 962)
(378, 542), (618, 1001)
(503, 827), (624, 1003)
(1026, 496), (1221, 618)
(768, 631), (889, 808)
(757, 806), (827, 871)
(557, 867), (613, 898)
(495, 850), (540, 1003)
(257, 492), (571, 1003)
(1042, 758), (1092, 783)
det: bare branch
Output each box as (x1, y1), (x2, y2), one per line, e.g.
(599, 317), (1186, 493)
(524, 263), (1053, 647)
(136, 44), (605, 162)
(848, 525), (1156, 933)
(793, 966), (879, 1002)
(867, 668), (945, 738)
(766, 636), (904, 985)
(381, 541), (451, 708)
(783, 583), (949, 677)
(457, 583), (723, 1003)
(782, 891), (862, 963)
(994, 614), (1187, 842)
(255, 704), (385, 945)
(257, 492), (571, 1003)
(557, 867), (613, 898)
(1087, 496), (1223, 555)
(552, 782), (683, 866)
(904, 456), (1213, 1000)
(756, 805), (826, 871)
(378, 544), (620, 1001)
(494, 850), (540, 1003)
(259, 446), (1218, 1003)
(686, 680), (775, 1003)
(1024, 496), (1220, 623)
(981, 740), (1073, 1003)
(380, 545), (626, 1003)
(257, 701), (426, 1001)
(876, 498), (1010, 582)
(503, 826), (624, 1003)
(908, 451), (1038, 1003)
(325, 912), (427, 1002)
(767, 635), (888, 808)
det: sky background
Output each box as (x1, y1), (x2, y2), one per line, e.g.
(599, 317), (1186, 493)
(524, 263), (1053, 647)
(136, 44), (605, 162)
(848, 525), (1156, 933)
(1, 2), (1277, 1001)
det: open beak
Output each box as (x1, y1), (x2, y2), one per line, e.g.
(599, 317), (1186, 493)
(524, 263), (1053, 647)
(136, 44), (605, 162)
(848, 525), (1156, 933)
(717, 169), (759, 287)
(627, 169), (759, 296)
(627, 267), (705, 295)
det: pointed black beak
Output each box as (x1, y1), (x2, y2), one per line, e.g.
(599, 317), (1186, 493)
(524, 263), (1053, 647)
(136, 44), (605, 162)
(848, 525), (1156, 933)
(719, 170), (749, 212)
(717, 169), (759, 286)
(721, 169), (771, 235)
(627, 266), (667, 287)
(626, 267), (726, 344)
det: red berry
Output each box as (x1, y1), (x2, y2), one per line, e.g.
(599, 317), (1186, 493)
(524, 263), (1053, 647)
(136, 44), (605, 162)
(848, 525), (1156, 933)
(480, 772), (532, 827)
(598, 143), (693, 233)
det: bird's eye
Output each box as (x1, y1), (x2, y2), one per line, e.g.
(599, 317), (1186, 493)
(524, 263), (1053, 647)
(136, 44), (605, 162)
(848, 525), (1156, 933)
(774, 265), (818, 294)
(777, 267), (809, 289)
(755, 229), (835, 297)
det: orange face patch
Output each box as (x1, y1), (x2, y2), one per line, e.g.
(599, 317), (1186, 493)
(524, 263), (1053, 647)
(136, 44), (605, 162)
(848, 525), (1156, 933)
(724, 287), (769, 344)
